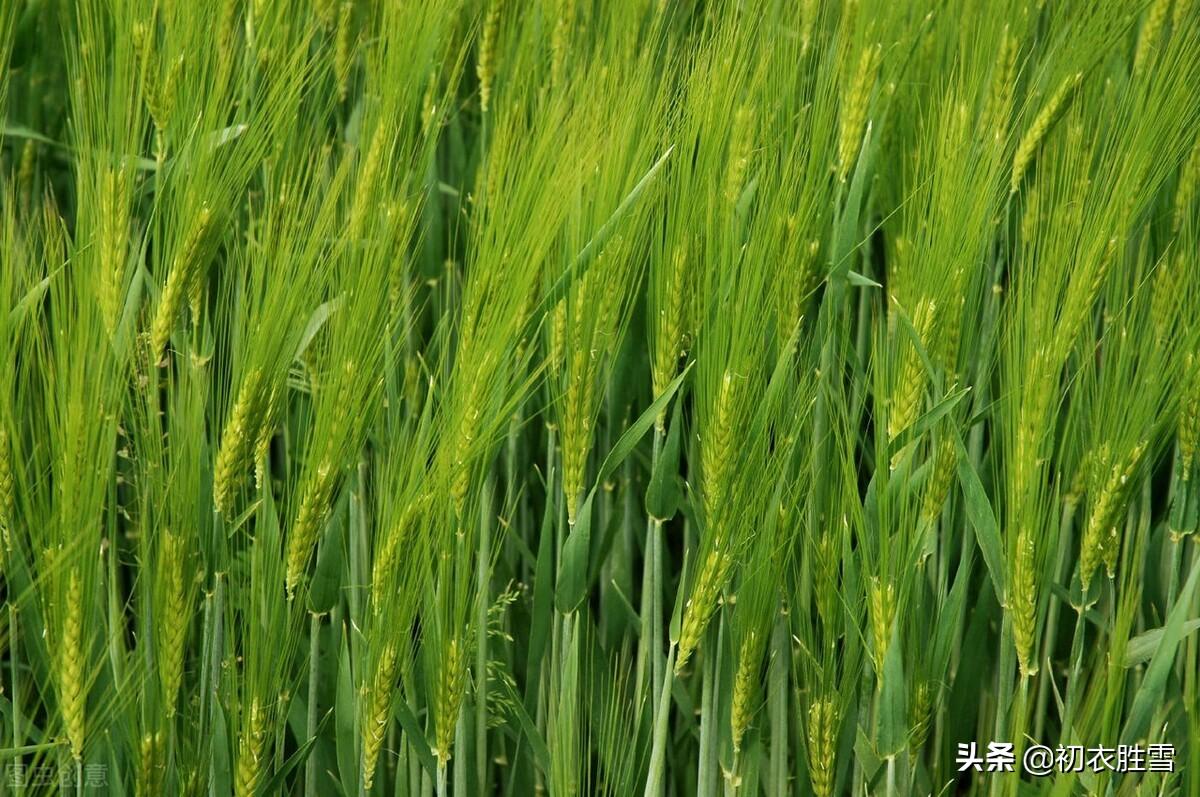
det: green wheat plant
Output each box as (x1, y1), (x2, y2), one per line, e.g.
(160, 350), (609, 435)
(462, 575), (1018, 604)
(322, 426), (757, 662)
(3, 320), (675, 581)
(2, 1), (1200, 795)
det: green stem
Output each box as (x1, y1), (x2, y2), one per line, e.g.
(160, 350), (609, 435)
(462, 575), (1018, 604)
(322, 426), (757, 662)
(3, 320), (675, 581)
(697, 618), (721, 797)
(989, 614), (1015, 797)
(1008, 677), (1030, 797)
(10, 603), (21, 797)
(1033, 499), (1077, 741)
(208, 573), (226, 797)
(643, 646), (676, 797)
(1060, 604), (1087, 743)
(639, 425), (666, 724)
(475, 474), (493, 793)
(306, 613), (321, 797)
(767, 612), (788, 797)
(454, 701), (467, 796)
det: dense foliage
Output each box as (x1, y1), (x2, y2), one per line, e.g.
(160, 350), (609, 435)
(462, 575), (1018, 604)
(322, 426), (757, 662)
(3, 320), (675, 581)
(1, 1), (1199, 795)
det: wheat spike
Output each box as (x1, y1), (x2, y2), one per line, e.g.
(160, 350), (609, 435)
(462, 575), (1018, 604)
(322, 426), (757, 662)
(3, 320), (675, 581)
(908, 681), (934, 752)
(1133, 0), (1171, 78)
(213, 367), (265, 516)
(315, 0), (336, 28)
(150, 206), (213, 357)
(888, 297), (936, 444)
(1173, 0), (1194, 28)
(1010, 72), (1081, 194)
(334, 1), (354, 101)
(837, 43), (881, 182)
(702, 371), (736, 528)
(724, 104), (756, 205)
(284, 468), (337, 597)
(730, 630), (762, 753)
(361, 643), (398, 790)
(550, 3), (571, 90)
(869, 576), (896, 673)
(60, 566), (86, 761)
(434, 638), (466, 766)
(253, 382), (281, 490)
(97, 165), (131, 336)
(1181, 356), (1200, 479)
(347, 124), (386, 246)
(920, 434), (957, 523)
(478, 4), (499, 113)
(562, 343), (590, 524)
(1174, 138), (1200, 233)
(159, 531), (188, 718)
(450, 359), (485, 521)
(0, 427), (13, 551)
(234, 698), (269, 797)
(676, 549), (731, 675)
(1080, 442), (1145, 589)
(980, 27), (1018, 141)
(806, 697), (838, 797)
(1009, 529), (1038, 676)
(653, 240), (689, 422)
(137, 731), (165, 797)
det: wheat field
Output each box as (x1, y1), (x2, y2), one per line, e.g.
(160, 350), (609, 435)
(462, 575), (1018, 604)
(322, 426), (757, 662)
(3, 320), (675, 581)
(0, 0), (1199, 795)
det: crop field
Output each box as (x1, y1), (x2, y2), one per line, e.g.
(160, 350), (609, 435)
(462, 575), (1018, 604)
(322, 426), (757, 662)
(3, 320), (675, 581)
(0, 0), (1198, 795)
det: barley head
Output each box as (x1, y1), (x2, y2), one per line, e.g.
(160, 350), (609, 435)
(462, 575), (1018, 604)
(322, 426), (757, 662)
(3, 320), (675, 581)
(253, 382), (281, 490)
(1173, 0), (1194, 31)
(651, 240), (688, 410)
(433, 637), (466, 766)
(478, 4), (500, 113)
(888, 298), (935, 445)
(361, 643), (398, 790)
(730, 630), (762, 753)
(1009, 529), (1038, 676)
(1174, 138), (1200, 233)
(676, 548), (731, 674)
(1133, 0), (1171, 78)
(869, 576), (895, 675)
(315, 0), (336, 28)
(806, 697), (839, 797)
(347, 124), (386, 246)
(561, 348), (591, 525)
(1080, 442), (1145, 590)
(234, 697), (269, 797)
(59, 566), (86, 761)
(214, 367), (265, 516)
(137, 731), (165, 797)
(724, 104), (756, 205)
(1010, 72), (1081, 194)
(908, 681), (934, 752)
(159, 531), (188, 718)
(0, 427), (12, 550)
(285, 460), (338, 597)
(920, 434), (957, 524)
(334, 1), (355, 102)
(97, 165), (131, 337)
(701, 371), (736, 528)
(451, 370), (483, 521)
(17, 139), (36, 211)
(150, 206), (214, 357)
(550, 5), (571, 90)
(837, 43), (882, 182)
(980, 27), (1018, 142)
(1180, 355), (1200, 479)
